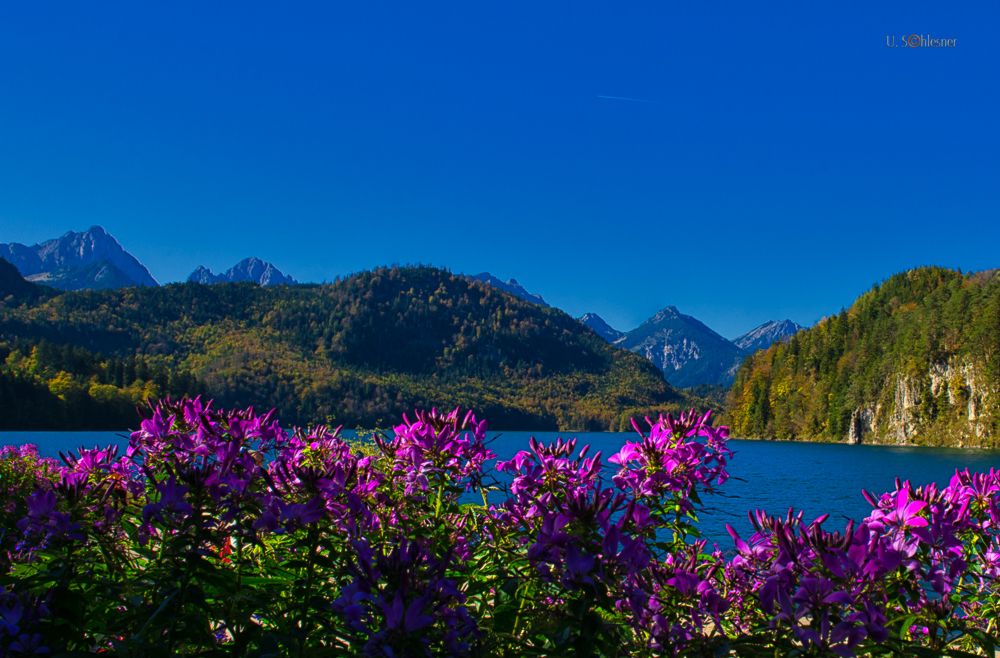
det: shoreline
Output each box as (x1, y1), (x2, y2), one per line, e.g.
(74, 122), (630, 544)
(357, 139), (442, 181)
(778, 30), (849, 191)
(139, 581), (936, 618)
(4, 428), (1000, 453)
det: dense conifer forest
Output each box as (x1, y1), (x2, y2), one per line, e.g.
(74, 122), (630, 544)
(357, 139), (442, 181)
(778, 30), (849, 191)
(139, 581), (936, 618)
(1, 261), (700, 430)
(0, 339), (204, 430)
(725, 267), (1000, 447)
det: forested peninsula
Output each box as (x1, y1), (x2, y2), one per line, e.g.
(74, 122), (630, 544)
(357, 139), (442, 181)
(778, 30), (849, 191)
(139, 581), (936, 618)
(1, 260), (702, 431)
(725, 266), (1000, 448)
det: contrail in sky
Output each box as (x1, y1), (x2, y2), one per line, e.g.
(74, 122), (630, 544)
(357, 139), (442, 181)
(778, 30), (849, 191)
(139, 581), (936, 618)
(596, 95), (664, 104)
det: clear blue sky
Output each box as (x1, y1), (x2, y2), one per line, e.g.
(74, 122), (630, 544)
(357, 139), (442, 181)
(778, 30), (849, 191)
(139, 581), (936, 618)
(1, 2), (997, 339)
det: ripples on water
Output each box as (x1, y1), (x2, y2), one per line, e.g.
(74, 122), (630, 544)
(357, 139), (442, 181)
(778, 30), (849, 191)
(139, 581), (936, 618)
(6, 430), (1000, 548)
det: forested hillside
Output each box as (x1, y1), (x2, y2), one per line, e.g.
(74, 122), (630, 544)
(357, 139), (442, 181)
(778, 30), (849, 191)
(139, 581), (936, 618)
(725, 267), (1000, 447)
(1, 339), (204, 430)
(1, 265), (700, 430)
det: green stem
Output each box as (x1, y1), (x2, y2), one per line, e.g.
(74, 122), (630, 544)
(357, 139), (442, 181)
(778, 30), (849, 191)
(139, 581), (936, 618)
(228, 533), (245, 656)
(167, 495), (204, 653)
(511, 583), (530, 638)
(298, 526), (321, 658)
(435, 483), (444, 518)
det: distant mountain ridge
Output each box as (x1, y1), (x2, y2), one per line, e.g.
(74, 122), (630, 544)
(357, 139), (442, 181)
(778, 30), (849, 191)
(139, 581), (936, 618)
(3, 227), (805, 390)
(0, 226), (158, 290)
(577, 311), (804, 387)
(733, 319), (804, 352)
(578, 313), (625, 343)
(468, 273), (549, 307)
(1, 264), (700, 430)
(613, 306), (746, 388)
(188, 258), (297, 286)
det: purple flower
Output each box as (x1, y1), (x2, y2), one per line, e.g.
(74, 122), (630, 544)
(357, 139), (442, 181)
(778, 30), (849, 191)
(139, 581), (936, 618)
(867, 487), (928, 531)
(847, 598), (889, 644)
(8, 633), (49, 655)
(559, 543), (595, 591)
(133, 406), (175, 443)
(24, 491), (56, 521)
(333, 583), (371, 633)
(142, 476), (192, 524)
(17, 487), (82, 541)
(280, 495), (327, 528)
(382, 591), (434, 634)
(791, 577), (853, 612)
(382, 407), (495, 495)
(0, 592), (23, 636)
(609, 412), (731, 502)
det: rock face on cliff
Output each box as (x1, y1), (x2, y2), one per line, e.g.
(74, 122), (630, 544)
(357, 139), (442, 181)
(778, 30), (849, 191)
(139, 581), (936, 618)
(0, 226), (158, 290)
(614, 306), (746, 388)
(847, 359), (993, 446)
(578, 313), (626, 343)
(733, 320), (803, 353)
(25, 259), (139, 291)
(468, 273), (549, 307)
(187, 258), (298, 286)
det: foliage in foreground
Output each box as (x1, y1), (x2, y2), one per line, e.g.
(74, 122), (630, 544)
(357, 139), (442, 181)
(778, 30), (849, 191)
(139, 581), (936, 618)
(2, 399), (1000, 656)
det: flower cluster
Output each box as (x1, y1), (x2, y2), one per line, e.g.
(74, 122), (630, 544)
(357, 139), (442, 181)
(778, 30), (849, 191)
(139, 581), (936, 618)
(378, 407), (494, 496)
(609, 409), (731, 503)
(492, 409), (733, 655)
(724, 469), (1000, 656)
(0, 444), (60, 552)
(2, 398), (1000, 657)
(335, 537), (479, 657)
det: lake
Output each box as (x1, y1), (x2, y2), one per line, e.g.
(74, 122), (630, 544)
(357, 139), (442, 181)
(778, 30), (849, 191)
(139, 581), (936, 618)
(5, 429), (1000, 548)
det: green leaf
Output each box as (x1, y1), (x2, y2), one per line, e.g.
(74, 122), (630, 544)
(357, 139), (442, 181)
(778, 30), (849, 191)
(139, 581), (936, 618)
(900, 614), (917, 640)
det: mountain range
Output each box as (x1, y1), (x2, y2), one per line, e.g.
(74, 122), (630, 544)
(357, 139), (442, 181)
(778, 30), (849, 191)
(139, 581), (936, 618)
(5, 239), (990, 446)
(1, 226), (803, 388)
(0, 263), (698, 430)
(0, 226), (158, 290)
(188, 258), (298, 286)
(469, 281), (803, 387)
(578, 311), (802, 388)
(733, 319), (805, 352)
(0, 226), (298, 290)
(468, 273), (549, 306)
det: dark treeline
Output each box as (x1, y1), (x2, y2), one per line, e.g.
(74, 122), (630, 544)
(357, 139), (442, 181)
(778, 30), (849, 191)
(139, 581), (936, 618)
(0, 257), (60, 308)
(725, 267), (1000, 446)
(0, 338), (205, 431)
(1, 265), (703, 430)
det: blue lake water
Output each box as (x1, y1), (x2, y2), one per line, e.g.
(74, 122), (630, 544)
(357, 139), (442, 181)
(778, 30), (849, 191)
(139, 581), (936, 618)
(5, 430), (1000, 549)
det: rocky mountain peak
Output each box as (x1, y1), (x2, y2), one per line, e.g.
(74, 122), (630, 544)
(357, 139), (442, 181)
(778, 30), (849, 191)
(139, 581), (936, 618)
(650, 306), (681, 322)
(615, 305), (745, 388)
(468, 273), (549, 307)
(188, 266), (214, 284)
(187, 257), (298, 286)
(0, 226), (158, 290)
(578, 313), (625, 343)
(733, 319), (804, 353)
